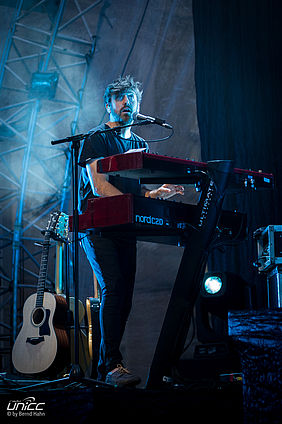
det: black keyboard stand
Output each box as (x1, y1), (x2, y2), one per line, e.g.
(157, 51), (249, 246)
(146, 160), (234, 389)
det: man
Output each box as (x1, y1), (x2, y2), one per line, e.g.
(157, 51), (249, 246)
(78, 76), (184, 387)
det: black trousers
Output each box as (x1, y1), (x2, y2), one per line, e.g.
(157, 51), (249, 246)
(80, 232), (137, 380)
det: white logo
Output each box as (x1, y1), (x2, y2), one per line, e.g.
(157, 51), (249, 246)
(198, 180), (215, 227)
(6, 396), (46, 417)
(135, 214), (164, 226)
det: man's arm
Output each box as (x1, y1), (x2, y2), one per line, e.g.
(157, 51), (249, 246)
(87, 160), (184, 199)
(86, 159), (123, 197)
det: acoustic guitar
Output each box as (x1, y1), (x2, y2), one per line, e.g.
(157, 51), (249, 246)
(12, 212), (70, 375)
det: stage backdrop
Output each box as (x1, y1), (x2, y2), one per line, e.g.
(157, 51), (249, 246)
(193, 0), (282, 308)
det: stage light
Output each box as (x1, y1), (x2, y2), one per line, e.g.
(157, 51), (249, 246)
(200, 272), (228, 299)
(29, 72), (59, 99)
(175, 272), (251, 380)
(204, 275), (223, 295)
(196, 272), (251, 343)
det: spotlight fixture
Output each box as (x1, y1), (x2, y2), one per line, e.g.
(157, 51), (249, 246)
(196, 271), (251, 342)
(29, 72), (59, 99)
(176, 271), (250, 381)
(200, 272), (250, 316)
(203, 275), (224, 296)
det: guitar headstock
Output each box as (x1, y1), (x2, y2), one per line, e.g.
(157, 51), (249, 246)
(54, 212), (69, 243)
(45, 211), (69, 243)
(46, 211), (61, 234)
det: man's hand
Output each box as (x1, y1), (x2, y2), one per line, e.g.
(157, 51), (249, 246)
(146, 184), (184, 200)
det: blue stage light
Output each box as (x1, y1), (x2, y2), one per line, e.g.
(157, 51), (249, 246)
(204, 276), (223, 295)
(197, 272), (251, 343)
(201, 272), (227, 298)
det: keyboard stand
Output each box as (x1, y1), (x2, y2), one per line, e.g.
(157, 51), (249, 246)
(146, 160), (234, 389)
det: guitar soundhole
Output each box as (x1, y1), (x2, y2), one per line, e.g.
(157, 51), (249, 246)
(32, 307), (45, 326)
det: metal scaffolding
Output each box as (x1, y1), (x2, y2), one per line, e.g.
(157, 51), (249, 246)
(0, 0), (104, 369)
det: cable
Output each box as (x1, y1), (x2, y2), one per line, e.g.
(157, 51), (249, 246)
(120, 0), (150, 77)
(117, 126), (174, 143)
(99, 0), (150, 125)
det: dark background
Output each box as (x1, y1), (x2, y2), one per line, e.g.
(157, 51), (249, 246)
(193, 0), (282, 309)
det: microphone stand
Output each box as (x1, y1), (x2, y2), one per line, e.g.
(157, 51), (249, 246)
(50, 120), (151, 146)
(51, 134), (84, 378)
(91, 119), (153, 134)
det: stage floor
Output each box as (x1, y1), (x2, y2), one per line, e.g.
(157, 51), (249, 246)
(0, 372), (244, 422)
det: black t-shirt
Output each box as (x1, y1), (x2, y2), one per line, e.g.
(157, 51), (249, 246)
(78, 123), (148, 213)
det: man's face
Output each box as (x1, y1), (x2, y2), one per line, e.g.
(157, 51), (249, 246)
(106, 90), (139, 124)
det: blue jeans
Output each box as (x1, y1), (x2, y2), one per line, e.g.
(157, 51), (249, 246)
(80, 233), (137, 380)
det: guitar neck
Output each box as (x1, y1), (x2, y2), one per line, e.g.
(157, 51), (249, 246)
(34, 211), (69, 308)
(36, 236), (51, 308)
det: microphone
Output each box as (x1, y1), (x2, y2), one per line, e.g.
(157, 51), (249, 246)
(133, 112), (173, 129)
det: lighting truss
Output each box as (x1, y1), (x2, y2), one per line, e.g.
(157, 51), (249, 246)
(0, 0), (105, 368)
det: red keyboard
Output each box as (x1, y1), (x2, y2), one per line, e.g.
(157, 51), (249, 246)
(97, 151), (274, 190)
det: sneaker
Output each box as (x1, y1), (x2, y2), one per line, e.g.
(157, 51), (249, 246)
(105, 364), (141, 387)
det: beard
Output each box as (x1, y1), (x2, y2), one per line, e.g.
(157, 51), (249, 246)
(112, 108), (134, 124)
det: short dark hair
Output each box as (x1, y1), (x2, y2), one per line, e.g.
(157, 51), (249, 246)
(104, 75), (143, 106)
